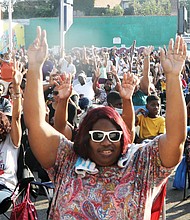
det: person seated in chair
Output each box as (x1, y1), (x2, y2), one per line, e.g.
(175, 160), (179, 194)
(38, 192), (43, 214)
(135, 94), (165, 143)
(107, 91), (123, 115)
(73, 70), (95, 102)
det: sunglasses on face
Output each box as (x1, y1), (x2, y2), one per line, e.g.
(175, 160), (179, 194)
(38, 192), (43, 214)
(89, 130), (123, 143)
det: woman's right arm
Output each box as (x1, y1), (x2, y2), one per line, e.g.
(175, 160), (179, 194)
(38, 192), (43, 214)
(23, 27), (60, 169)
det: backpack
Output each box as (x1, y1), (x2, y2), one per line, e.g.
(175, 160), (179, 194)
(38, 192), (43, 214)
(173, 156), (187, 190)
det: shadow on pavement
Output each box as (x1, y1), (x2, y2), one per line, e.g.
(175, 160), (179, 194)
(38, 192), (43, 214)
(166, 175), (190, 220)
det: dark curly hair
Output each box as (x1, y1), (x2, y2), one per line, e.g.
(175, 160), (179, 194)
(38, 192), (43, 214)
(73, 106), (130, 159)
(0, 111), (11, 142)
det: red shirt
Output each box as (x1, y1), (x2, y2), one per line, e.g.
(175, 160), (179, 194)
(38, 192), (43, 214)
(0, 62), (14, 82)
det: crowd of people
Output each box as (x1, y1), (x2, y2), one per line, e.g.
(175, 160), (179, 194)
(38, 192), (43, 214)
(0, 26), (189, 219)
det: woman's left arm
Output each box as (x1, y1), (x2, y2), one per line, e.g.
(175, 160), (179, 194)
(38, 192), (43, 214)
(159, 36), (187, 167)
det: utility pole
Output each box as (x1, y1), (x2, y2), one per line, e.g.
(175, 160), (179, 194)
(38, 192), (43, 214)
(177, 0), (180, 35)
(0, 0), (16, 52)
(8, 0), (13, 51)
(59, 0), (73, 58)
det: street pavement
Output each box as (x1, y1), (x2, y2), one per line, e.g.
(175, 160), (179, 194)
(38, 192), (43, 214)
(1, 173), (190, 220)
(165, 173), (190, 220)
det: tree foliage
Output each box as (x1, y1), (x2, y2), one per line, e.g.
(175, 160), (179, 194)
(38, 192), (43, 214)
(73, 0), (94, 16)
(104, 5), (124, 16)
(3, 0), (59, 19)
(133, 0), (171, 15)
(1, 0), (179, 19)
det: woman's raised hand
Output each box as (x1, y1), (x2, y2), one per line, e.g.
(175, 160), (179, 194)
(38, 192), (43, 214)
(160, 36), (187, 77)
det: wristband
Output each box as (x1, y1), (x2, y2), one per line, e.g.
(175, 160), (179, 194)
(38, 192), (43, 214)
(12, 93), (22, 99)
(144, 55), (150, 59)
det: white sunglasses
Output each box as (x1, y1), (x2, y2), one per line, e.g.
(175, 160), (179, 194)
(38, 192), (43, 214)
(89, 130), (123, 143)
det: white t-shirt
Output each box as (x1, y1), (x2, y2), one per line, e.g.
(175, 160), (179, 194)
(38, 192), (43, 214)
(106, 60), (113, 73)
(73, 78), (95, 100)
(0, 134), (19, 191)
(59, 58), (76, 78)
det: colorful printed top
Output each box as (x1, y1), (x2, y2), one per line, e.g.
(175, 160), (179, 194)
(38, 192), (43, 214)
(47, 135), (175, 219)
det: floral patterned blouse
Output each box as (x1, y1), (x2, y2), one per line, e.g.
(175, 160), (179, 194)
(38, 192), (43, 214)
(47, 135), (175, 219)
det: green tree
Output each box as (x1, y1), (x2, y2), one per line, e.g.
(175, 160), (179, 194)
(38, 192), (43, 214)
(113, 5), (124, 16)
(73, 0), (94, 16)
(133, 0), (171, 15)
(104, 5), (124, 16)
(2, 0), (174, 18)
(3, 0), (59, 19)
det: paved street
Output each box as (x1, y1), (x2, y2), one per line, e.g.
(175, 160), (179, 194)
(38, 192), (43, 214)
(165, 174), (190, 220)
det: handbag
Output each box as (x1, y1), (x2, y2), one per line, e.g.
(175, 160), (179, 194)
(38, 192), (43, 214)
(10, 183), (38, 220)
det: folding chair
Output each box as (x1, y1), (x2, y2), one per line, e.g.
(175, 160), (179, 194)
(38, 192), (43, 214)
(151, 181), (167, 220)
(183, 169), (190, 200)
(0, 189), (12, 219)
(183, 128), (190, 200)
(31, 180), (55, 218)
